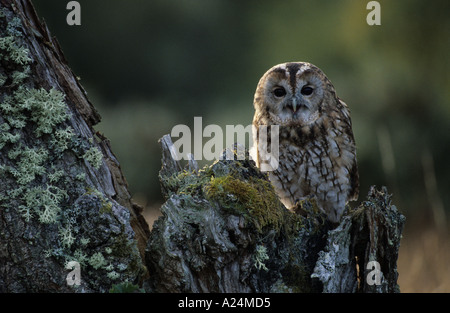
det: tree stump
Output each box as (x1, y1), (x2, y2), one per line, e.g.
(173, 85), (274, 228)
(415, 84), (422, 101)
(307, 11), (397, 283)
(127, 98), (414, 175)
(145, 135), (406, 293)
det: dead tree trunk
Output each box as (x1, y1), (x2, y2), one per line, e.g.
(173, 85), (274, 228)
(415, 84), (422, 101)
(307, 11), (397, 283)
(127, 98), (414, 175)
(0, 0), (149, 292)
(145, 135), (405, 293)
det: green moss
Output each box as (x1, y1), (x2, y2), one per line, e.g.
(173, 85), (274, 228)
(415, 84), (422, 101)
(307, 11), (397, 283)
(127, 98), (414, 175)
(204, 173), (285, 233)
(165, 169), (212, 197)
(160, 154), (303, 237)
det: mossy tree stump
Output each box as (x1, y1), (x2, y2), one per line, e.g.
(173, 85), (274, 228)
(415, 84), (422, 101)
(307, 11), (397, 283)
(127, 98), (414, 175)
(0, 0), (149, 292)
(145, 135), (405, 293)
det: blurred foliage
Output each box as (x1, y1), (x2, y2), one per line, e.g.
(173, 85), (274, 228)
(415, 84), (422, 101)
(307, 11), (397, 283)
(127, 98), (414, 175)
(33, 0), (449, 223)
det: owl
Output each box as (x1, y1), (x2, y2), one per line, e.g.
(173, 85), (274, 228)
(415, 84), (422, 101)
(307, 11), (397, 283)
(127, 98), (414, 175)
(251, 62), (359, 223)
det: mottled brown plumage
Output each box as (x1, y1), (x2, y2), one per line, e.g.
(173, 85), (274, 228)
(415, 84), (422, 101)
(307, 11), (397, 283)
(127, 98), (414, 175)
(252, 62), (359, 223)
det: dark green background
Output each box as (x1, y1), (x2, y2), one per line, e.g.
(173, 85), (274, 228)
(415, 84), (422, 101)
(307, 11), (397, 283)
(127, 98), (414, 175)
(33, 0), (450, 226)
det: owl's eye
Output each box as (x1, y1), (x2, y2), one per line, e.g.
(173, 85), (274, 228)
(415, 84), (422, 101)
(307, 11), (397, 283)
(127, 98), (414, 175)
(273, 87), (286, 98)
(301, 86), (314, 96)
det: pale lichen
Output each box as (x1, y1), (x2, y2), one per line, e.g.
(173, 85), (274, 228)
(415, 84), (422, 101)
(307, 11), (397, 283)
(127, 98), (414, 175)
(0, 35), (31, 65)
(0, 8), (143, 291)
(254, 245), (269, 271)
(50, 126), (75, 152)
(21, 185), (67, 223)
(83, 146), (103, 169)
(107, 271), (120, 280)
(59, 225), (76, 248)
(88, 252), (107, 270)
(9, 147), (48, 185)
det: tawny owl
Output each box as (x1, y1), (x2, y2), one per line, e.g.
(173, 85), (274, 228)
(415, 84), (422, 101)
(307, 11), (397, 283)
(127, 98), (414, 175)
(252, 62), (359, 223)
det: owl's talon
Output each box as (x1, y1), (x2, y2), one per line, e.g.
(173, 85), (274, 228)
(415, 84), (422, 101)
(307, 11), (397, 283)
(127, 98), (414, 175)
(292, 201), (307, 216)
(292, 195), (317, 216)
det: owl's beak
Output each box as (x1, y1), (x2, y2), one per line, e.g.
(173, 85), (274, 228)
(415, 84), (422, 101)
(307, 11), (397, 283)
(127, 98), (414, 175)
(291, 100), (298, 113)
(287, 99), (300, 113)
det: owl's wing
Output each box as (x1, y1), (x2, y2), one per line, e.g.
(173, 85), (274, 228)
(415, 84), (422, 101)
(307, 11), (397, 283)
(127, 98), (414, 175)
(339, 99), (359, 202)
(348, 159), (359, 202)
(338, 99), (351, 121)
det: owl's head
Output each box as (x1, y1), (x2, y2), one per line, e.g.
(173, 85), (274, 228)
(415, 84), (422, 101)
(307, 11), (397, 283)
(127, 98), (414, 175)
(254, 62), (337, 127)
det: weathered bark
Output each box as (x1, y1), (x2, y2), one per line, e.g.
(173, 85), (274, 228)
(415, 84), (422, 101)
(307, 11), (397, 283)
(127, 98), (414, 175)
(0, 0), (149, 292)
(145, 135), (405, 293)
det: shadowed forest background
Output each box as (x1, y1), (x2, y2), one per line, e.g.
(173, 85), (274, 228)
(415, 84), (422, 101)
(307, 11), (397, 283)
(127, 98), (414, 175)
(33, 0), (449, 292)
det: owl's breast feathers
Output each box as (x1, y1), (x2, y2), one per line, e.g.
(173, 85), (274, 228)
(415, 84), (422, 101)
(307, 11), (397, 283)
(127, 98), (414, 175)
(276, 105), (359, 202)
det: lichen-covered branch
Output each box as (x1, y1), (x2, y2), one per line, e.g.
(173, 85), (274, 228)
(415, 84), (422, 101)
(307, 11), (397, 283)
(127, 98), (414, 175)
(146, 135), (405, 293)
